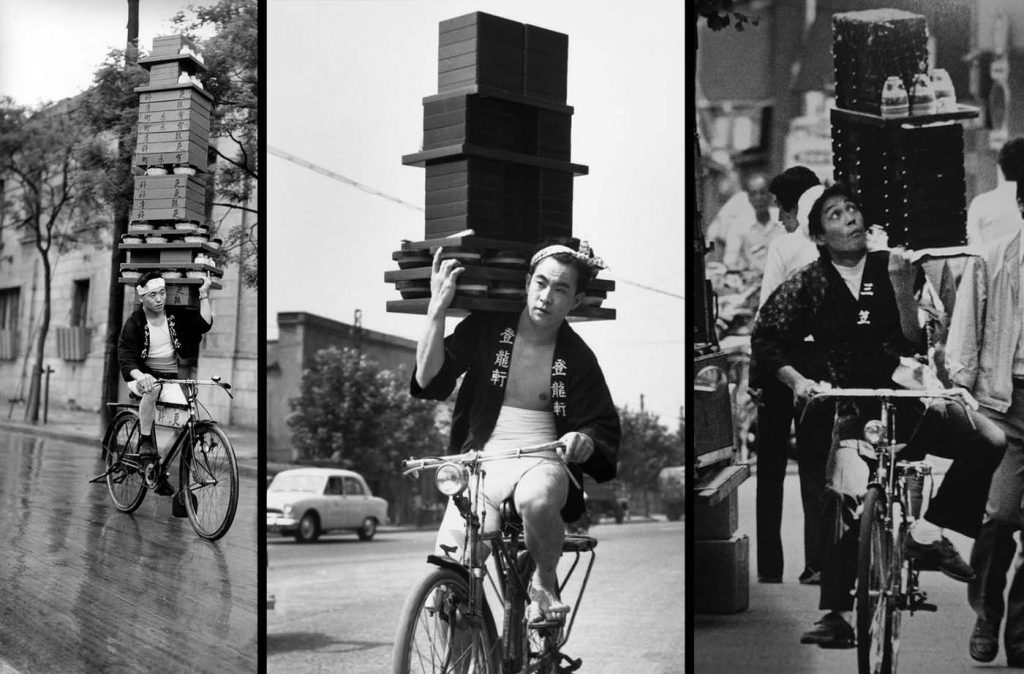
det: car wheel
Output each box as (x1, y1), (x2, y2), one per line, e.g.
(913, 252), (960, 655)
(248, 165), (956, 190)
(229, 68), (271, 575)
(294, 512), (321, 543)
(356, 517), (377, 541)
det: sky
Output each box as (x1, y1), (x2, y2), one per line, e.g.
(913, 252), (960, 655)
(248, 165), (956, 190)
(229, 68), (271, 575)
(0, 1), (215, 107)
(266, 0), (687, 429)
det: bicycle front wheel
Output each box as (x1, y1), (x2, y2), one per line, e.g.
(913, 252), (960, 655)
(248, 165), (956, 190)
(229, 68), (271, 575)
(183, 423), (238, 541)
(392, 567), (499, 674)
(105, 412), (147, 513)
(857, 485), (898, 674)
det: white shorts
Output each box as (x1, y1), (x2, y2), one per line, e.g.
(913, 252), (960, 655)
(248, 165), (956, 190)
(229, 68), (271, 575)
(435, 405), (563, 556)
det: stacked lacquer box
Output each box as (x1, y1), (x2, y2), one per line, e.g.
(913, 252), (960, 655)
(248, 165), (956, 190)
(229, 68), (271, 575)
(119, 35), (223, 308)
(386, 12), (614, 320)
(829, 9), (979, 250)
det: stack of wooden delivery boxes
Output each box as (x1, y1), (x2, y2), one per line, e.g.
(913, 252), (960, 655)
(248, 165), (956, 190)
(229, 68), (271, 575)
(119, 35), (223, 309)
(386, 12), (614, 320)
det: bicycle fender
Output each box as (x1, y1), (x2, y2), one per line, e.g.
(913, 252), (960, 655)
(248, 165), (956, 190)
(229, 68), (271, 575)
(426, 554), (469, 581)
(101, 408), (139, 449)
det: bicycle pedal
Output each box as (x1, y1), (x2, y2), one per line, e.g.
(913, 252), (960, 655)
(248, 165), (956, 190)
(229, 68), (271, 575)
(557, 653), (583, 672)
(528, 618), (565, 631)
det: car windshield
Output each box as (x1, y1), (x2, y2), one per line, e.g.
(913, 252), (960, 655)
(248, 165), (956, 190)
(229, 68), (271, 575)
(268, 473), (324, 493)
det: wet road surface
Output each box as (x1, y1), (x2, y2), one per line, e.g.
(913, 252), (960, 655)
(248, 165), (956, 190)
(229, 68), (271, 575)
(0, 431), (257, 673)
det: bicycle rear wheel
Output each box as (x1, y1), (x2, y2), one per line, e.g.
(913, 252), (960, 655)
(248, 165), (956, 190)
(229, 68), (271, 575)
(183, 423), (238, 541)
(857, 485), (898, 674)
(392, 567), (499, 674)
(105, 412), (147, 513)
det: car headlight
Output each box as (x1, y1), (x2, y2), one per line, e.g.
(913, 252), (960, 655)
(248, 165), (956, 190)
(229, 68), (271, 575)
(435, 462), (468, 496)
(282, 504), (294, 518)
(863, 420), (886, 447)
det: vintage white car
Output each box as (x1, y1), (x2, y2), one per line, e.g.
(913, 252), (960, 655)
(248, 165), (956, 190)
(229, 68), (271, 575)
(266, 468), (388, 542)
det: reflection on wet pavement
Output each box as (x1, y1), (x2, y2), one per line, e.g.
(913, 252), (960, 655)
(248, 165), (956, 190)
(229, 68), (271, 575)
(0, 432), (257, 673)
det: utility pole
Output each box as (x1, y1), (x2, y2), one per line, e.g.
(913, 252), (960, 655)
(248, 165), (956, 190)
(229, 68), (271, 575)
(99, 0), (140, 433)
(640, 393), (645, 412)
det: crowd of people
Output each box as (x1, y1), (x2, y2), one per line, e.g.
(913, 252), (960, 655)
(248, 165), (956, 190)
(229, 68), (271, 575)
(705, 138), (1024, 663)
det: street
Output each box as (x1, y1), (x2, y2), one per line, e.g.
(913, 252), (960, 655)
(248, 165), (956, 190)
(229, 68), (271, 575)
(694, 465), (995, 673)
(268, 516), (684, 672)
(0, 429), (258, 674)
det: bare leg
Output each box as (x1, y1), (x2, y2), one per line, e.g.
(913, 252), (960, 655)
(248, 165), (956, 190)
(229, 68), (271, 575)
(514, 462), (569, 620)
(138, 388), (159, 439)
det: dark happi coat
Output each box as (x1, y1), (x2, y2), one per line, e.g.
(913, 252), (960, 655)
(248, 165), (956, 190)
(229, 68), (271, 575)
(751, 250), (926, 434)
(411, 312), (621, 521)
(117, 307), (212, 381)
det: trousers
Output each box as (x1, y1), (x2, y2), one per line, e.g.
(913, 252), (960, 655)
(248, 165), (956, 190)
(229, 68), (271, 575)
(969, 385), (1024, 654)
(756, 380), (828, 578)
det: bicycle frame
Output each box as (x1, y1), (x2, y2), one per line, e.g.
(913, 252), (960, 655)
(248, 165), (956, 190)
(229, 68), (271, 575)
(804, 387), (974, 674)
(399, 444), (596, 672)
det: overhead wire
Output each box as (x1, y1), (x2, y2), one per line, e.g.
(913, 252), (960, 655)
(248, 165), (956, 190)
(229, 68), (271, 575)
(269, 145), (684, 300)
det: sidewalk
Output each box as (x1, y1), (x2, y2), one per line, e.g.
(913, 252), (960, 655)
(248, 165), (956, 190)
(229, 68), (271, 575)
(694, 469), (982, 673)
(0, 404), (258, 479)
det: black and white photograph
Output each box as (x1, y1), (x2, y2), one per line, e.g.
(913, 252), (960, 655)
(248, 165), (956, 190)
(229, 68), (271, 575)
(692, 1), (1024, 673)
(0, 1), (258, 671)
(266, 0), (684, 672)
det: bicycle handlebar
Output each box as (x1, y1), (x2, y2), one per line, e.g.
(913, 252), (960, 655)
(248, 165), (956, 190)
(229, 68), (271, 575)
(799, 385), (978, 427)
(401, 441), (566, 475)
(156, 377), (231, 390)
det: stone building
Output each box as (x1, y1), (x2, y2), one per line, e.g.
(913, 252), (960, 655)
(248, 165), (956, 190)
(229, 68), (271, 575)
(265, 311), (418, 464)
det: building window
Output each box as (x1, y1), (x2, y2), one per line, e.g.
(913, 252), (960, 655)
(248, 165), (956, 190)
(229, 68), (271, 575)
(71, 279), (89, 327)
(0, 287), (20, 361)
(56, 279), (91, 361)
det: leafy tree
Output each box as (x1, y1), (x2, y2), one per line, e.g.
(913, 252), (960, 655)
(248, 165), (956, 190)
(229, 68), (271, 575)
(616, 405), (683, 515)
(0, 97), (104, 422)
(286, 347), (443, 487)
(173, 0), (258, 287)
(696, 0), (761, 32)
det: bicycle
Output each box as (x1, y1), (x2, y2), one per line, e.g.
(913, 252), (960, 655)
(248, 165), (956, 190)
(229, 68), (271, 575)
(392, 441), (597, 674)
(804, 386), (977, 674)
(90, 377), (239, 542)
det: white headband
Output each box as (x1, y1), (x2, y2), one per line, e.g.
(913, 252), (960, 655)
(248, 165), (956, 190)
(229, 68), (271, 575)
(530, 240), (608, 271)
(136, 277), (166, 296)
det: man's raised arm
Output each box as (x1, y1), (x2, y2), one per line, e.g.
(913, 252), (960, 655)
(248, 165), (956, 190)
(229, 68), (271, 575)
(415, 247), (464, 389)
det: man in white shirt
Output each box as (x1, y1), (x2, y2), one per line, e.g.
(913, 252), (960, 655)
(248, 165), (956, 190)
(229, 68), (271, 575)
(760, 175), (824, 307)
(754, 167), (825, 585)
(721, 173), (783, 275)
(705, 171), (780, 267)
(966, 137), (1024, 246)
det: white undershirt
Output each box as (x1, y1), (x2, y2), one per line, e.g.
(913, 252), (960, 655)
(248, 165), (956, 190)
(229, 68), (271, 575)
(832, 256), (866, 300)
(146, 318), (176, 372)
(485, 405), (558, 451)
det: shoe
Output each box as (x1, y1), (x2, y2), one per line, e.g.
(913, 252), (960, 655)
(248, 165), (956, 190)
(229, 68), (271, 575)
(154, 476), (175, 497)
(172, 490), (197, 518)
(800, 612), (856, 649)
(969, 617), (998, 663)
(904, 535), (976, 582)
(798, 568), (821, 585)
(758, 574), (783, 584)
(137, 435), (158, 461)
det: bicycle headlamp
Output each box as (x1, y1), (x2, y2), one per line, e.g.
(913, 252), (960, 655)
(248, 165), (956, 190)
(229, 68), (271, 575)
(435, 462), (469, 496)
(863, 420), (887, 447)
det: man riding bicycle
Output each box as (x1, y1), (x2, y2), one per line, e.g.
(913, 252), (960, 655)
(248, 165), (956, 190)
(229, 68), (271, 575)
(117, 270), (212, 507)
(751, 183), (1007, 648)
(411, 239), (620, 623)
